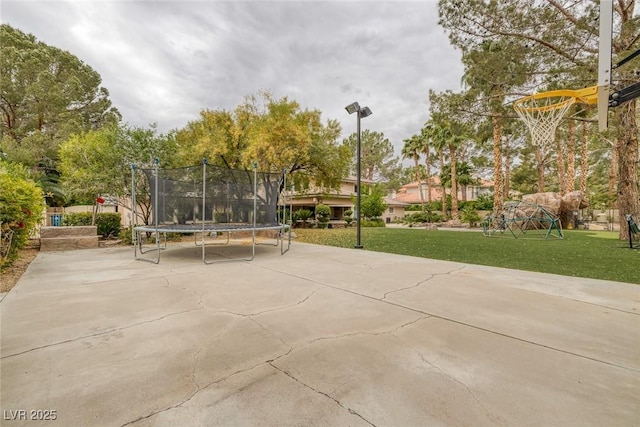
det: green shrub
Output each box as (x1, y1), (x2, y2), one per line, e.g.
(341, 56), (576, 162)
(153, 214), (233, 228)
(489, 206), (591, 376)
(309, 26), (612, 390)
(62, 212), (92, 226)
(97, 213), (121, 238)
(361, 219), (386, 227)
(343, 209), (353, 227)
(119, 226), (134, 245)
(403, 211), (444, 226)
(460, 205), (482, 227)
(474, 193), (494, 211)
(315, 204), (330, 229)
(296, 209), (312, 228)
(63, 211), (122, 238)
(0, 160), (45, 270)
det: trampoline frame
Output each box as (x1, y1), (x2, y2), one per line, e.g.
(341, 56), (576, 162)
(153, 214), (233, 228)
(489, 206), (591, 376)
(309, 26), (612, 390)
(131, 160), (291, 264)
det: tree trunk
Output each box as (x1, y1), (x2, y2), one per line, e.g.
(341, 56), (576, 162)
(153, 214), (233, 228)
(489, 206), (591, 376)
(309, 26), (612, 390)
(580, 121), (588, 193)
(414, 155), (424, 208)
(608, 138), (618, 198)
(616, 101), (639, 240)
(440, 149), (447, 217)
(492, 115), (504, 214)
(503, 134), (511, 199)
(425, 150), (432, 203)
(556, 134), (567, 195)
(535, 146), (545, 192)
(450, 145), (459, 220)
(566, 119), (576, 193)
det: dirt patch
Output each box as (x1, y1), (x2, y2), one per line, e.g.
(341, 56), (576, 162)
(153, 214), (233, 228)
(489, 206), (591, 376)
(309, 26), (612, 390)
(1, 247), (39, 294)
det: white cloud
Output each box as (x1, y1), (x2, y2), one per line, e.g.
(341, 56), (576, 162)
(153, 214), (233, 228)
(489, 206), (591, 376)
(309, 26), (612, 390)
(2, 0), (464, 159)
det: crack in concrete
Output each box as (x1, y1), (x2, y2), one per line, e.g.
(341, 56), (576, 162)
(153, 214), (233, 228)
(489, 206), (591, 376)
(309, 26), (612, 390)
(1, 307), (204, 360)
(255, 262), (640, 373)
(249, 287), (322, 316)
(382, 275), (435, 299)
(197, 286), (322, 319)
(305, 315), (430, 346)
(269, 363), (377, 427)
(416, 351), (504, 426)
(120, 351), (291, 427)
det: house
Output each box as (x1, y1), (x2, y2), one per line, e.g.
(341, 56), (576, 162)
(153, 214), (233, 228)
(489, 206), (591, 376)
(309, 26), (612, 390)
(288, 176), (374, 220)
(381, 196), (410, 224)
(392, 177), (493, 205)
(288, 177), (410, 224)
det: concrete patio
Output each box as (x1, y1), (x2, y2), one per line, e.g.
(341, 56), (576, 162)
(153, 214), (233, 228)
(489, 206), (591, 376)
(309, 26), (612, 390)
(1, 241), (638, 426)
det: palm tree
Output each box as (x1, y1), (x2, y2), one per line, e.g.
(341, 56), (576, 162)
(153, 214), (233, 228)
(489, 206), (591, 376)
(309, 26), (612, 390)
(420, 124), (435, 203)
(446, 133), (465, 220)
(442, 161), (476, 202)
(426, 121), (449, 217)
(401, 136), (424, 207)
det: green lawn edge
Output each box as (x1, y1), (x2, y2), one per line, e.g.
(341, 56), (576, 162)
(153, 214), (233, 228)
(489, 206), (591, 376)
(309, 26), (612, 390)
(294, 228), (639, 285)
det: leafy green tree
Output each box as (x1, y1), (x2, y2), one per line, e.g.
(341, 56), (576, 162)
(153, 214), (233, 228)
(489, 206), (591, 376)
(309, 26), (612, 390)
(0, 24), (120, 198)
(343, 129), (402, 185)
(59, 127), (122, 202)
(175, 91), (350, 192)
(361, 184), (387, 220)
(0, 160), (44, 269)
(59, 124), (177, 225)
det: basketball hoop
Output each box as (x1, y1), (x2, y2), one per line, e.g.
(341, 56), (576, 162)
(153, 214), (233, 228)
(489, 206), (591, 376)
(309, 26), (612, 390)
(514, 90), (576, 148)
(514, 87), (598, 147)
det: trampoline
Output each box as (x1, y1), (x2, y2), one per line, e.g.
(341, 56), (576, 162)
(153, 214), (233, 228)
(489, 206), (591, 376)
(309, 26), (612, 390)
(131, 159), (291, 264)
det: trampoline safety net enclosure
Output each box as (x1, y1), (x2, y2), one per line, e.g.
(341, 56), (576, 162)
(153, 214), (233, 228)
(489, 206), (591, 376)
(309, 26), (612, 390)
(131, 160), (291, 264)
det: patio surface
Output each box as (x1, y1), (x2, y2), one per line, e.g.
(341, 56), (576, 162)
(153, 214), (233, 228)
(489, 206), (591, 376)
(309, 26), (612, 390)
(1, 241), (639, 426)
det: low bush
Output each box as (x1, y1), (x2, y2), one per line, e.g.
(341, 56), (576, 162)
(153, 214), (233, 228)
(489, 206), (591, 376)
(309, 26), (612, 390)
(460, 205), (482, 227)
(63, 212), (122, 238)
(316, 204), (330, 229)
(119, 226), (134, 245)
(403, 211), (443, 226)
(361, 219), (386, 227)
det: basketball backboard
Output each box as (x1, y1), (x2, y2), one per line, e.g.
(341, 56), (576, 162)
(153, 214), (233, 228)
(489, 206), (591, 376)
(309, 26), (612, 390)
(597, 0), (613, 131)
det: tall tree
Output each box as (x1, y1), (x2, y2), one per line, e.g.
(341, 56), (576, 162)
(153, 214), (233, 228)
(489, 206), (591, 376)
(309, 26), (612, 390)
(424, 118), (450, 217)
(0, 24), (120, 196)
(59, 124), (177, 225)
(438, 0), (639, 239)
(344, 129), (402, 184)
(174, 91), (351, 192)
(401, 135), (425, 207)
(420, 124), (436, 202)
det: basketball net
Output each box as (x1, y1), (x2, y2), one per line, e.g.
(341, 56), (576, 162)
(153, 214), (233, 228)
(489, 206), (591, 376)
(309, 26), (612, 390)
(514, 92), (576, 148)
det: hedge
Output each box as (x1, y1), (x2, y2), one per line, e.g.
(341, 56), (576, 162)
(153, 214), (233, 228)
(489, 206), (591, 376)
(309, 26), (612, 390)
(62, 212), (122, 238)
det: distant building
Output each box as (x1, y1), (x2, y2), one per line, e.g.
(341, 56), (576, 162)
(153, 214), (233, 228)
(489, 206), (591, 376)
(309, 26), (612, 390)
(287, 175), (493, 224)
(392, 177), (493, 205)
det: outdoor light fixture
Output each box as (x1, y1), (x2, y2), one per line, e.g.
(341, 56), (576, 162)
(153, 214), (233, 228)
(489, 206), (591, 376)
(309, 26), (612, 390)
(345, 101), (372, 249)
(345, 102), (360, 115)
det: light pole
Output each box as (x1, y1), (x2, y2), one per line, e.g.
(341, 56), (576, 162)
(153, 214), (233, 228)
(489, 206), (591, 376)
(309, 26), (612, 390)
(345, 101), (372, 249)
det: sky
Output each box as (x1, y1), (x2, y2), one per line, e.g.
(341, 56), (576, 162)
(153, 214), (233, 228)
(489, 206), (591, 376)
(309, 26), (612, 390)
(2, 0), (464, 160)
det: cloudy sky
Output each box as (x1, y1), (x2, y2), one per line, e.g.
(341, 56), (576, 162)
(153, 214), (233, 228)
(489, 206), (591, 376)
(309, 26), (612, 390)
(2, 0), (464, 159)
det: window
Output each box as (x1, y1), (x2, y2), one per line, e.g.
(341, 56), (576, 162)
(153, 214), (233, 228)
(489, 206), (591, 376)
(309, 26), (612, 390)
(389, 207), (395, 214)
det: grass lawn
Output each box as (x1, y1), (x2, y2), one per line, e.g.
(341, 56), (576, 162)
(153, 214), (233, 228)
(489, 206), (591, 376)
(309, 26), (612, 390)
(294, 227), (639, 285)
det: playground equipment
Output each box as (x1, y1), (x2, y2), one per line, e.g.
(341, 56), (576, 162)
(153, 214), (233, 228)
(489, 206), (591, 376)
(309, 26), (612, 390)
(131, 159), (291, 264)
(482, 201), (564, 239)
